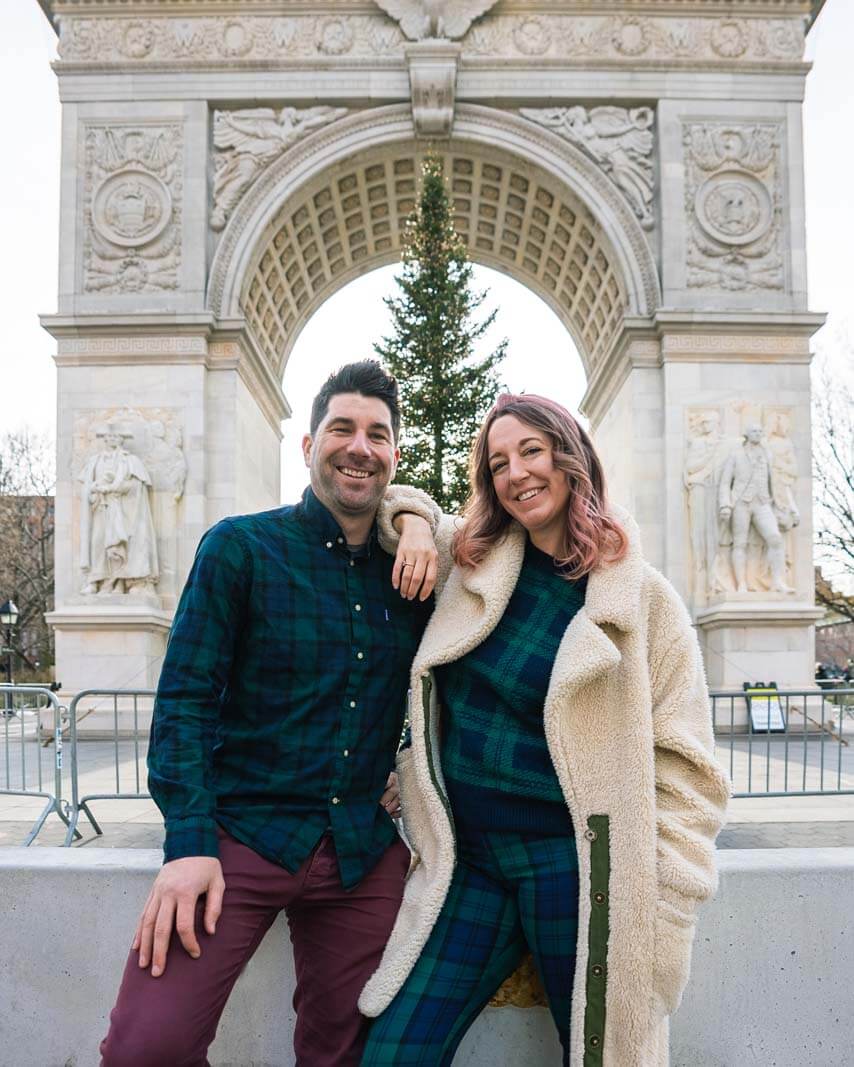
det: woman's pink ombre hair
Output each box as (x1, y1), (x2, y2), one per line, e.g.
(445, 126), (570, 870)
(453, 393), (629, 579)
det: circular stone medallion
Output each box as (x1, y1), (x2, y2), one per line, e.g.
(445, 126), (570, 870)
(93, 169), (172, 248)
(695, 170), (772, 246)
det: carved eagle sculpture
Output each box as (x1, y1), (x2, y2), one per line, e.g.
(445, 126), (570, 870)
(374, 0), (499, 41)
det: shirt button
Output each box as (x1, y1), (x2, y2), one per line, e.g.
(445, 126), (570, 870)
(356, 651), (364, 660)
(349, 700), (357, 708)
(343, 749), (349, 757)
(331, 796), (340, 805)
(350, 559), (355, 567)
(354, 603), (362, 612)
(337, 536), (344, 544)
(325, 541), (333, 549)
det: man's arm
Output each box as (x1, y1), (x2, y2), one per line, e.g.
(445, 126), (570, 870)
(137, 520), (251, 976)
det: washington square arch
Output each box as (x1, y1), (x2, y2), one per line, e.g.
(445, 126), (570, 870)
(36, 0), (827, 710)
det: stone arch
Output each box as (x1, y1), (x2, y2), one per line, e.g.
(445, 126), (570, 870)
(208, 104), (661, 381)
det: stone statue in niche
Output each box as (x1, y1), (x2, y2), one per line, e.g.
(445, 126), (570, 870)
(211, 106), (348, 230)
(146, 420), (188, 597)
(765, 409), (800, 580)
(683, 410), (729, 602)
(78, 420), (159, 595)
(717, 423), (794, 594)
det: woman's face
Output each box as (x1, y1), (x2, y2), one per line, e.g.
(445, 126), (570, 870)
(486, 414), (571, 547)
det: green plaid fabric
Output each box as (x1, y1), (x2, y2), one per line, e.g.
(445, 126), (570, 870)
(149, 487), (431, 889)
(436, 538), (586, 835)
(361, 830), (579, 1066)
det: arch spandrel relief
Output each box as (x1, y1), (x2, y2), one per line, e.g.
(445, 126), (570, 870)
(83, 124), (183, 295)
(519, 106), (655, 230)
(682, 122), (785, 294)
(72, 409), (187, 603)
(684, 403), (800, 606)
(211, 107), (349, 232)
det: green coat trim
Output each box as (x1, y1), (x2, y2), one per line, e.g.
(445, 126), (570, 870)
(583, 814), (611, 1067)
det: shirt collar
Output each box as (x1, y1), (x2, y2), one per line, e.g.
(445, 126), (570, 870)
(296, 485), (377, 557)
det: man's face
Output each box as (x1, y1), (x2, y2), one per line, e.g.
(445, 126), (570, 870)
(302, 392), (399, 521)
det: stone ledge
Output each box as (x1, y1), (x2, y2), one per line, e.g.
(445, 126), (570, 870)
(1, 847), (852, 1065)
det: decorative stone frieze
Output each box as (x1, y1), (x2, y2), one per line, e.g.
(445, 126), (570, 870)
(211, 106), (348, 231)
(683, 122), (784, 293)
(56, 13), (804, 67)
(465, 14), (804, 63)
(520, 106), (654, 230)
(58, 15), (406, 62)
(83, 123), (183, 294)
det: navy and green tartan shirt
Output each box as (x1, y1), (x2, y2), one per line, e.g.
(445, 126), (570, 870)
(149, 486), (431, 889)
(437, 538), (586, 837)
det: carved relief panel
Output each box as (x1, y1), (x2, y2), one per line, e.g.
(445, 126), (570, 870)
(682, 122), (785, 293)
(72, 408), (187, 601)
(83, 123), (184, 294)
(520, 106), (655, 230)
(683, 402), (800, 605)
(211, 106), (348, 232)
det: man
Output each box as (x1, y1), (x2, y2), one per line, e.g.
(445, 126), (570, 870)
(101, 361), (438, 1066)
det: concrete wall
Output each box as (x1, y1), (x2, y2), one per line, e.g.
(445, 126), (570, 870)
(0, 848), (851, 1066)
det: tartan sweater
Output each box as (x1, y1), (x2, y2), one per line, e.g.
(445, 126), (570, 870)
(436, 537), (586, 836)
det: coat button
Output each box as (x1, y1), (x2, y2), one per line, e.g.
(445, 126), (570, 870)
(593, 891), (606, 905)
(591, 964), (604, 978)
(584, 828), (597, 842)
(589, 1035), (601, 1049)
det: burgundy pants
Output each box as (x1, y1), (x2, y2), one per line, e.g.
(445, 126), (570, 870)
(100, 829), (410, 1067)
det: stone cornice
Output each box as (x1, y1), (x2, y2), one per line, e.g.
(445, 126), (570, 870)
(581, 310), (826, 426)
(38, 2), (820, 20)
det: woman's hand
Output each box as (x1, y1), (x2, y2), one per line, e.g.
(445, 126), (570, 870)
(379, 772), (401, 818)
(392, 514), (438, 601)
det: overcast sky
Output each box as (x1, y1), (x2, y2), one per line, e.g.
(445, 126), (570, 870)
(2, 2), (852, 503)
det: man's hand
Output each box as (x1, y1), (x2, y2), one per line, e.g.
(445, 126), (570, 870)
(392, 514), (438, 601)
(132, 856), (225, 978)
(380, 772), (401, 818)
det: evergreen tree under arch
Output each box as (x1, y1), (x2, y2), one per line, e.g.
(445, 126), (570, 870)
(375, 155), (507, 512)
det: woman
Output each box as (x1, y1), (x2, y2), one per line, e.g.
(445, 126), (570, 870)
(360, 394), (730, 1066)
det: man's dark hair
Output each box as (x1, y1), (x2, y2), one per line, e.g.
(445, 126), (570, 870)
(310, 360), (401, 441)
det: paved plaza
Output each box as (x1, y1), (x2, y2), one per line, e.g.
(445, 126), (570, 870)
(4, 730), (854, 851)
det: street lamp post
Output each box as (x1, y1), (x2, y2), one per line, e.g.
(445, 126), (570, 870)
(0, 599), (20, 716)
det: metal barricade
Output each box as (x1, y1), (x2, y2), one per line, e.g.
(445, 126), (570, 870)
(0, 684), (81, 845)
(711, 687), (854, 798)
(64, 689), (156, 846)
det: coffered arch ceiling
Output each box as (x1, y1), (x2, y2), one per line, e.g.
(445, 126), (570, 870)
(209, 106), (661, 382)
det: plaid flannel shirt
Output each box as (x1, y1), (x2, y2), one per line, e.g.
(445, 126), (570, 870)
(149, 486), (431, 888)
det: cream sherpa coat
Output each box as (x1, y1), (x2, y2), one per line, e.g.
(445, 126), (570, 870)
(360, 506), (730, 1067)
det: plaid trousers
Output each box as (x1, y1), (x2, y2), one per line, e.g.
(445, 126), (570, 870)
(361, 829), (579, 1066)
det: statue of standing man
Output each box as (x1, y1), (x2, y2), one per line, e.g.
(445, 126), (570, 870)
(718, 422), (793, 594)
(79, 420), (159, 595)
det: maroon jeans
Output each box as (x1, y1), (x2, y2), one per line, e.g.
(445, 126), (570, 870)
(100, 829), (410, 1067)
